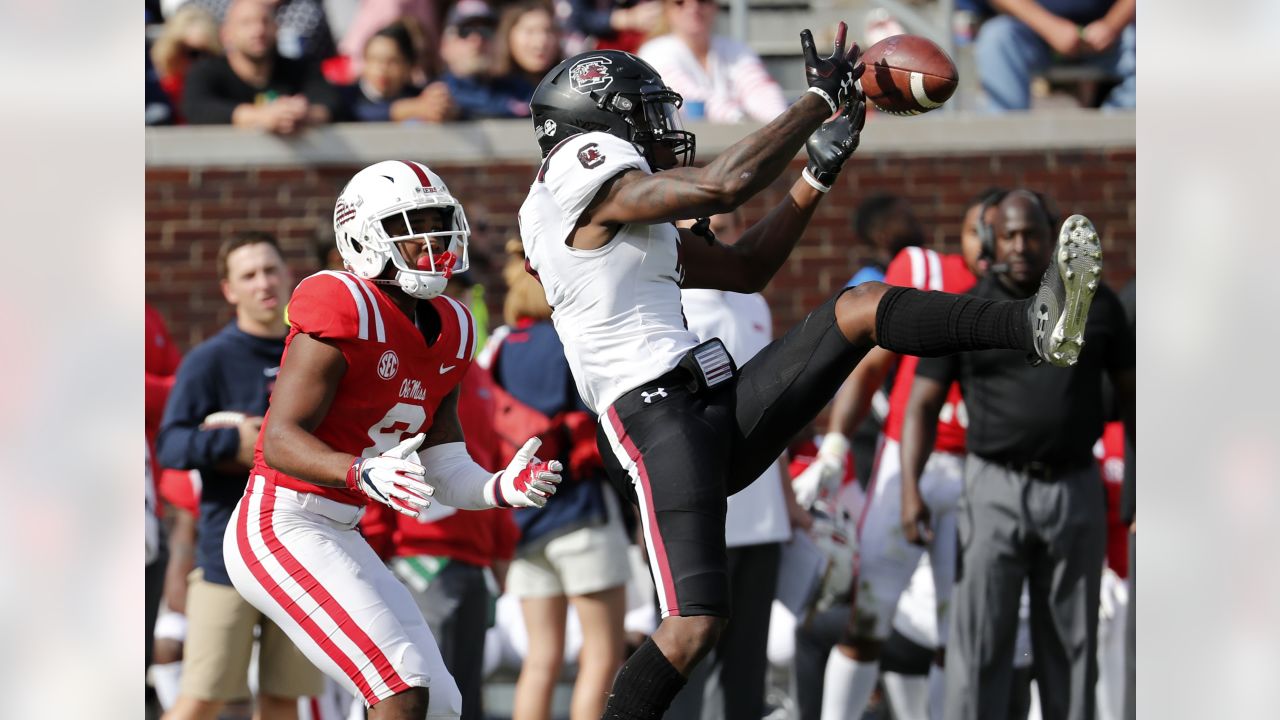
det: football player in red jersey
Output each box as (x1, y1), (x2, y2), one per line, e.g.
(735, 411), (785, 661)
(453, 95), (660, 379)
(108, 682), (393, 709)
(222, 160), (563, 720)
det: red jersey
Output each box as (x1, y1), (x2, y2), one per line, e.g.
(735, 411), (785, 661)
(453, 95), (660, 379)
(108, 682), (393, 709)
(145, 303), (182, 442)
(359, 358), (520, 566)
(1094, 421), (1129, 578)
(254, 271), (478, 505)
(159, 468), (201, 517)
(882, 248), (977, 454)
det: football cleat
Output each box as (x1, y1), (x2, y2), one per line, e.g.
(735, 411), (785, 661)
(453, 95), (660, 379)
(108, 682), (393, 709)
(1028, 214), (1102, 367)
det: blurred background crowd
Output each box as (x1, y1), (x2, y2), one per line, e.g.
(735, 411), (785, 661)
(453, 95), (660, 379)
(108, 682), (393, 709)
(144, 0), (1136, 130)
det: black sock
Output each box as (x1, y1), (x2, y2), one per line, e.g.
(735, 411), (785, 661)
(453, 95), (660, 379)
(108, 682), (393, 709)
(601, 638), (687, 720)
(874, 286), (1033, 357)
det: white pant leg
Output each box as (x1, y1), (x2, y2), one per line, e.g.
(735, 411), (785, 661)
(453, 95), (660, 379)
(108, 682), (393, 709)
(854, 439), (924, 639)
(223, 477), (462, 716)
(855, 441), (964, 642)
(919, 451), (964, 647)
(1095, 568), (1128, 720)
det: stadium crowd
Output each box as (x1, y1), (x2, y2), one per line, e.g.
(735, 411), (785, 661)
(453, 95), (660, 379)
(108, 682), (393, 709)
(144, 0), (1136, 128)
(145, 1), (1136, 719)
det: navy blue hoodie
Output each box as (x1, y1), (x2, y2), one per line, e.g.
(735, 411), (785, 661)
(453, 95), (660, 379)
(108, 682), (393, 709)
(156, 322), (285, 585)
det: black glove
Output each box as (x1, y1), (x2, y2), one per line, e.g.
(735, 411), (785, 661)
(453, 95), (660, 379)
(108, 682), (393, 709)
(804, 98), (867, 191)
(800, 22), (864, 114)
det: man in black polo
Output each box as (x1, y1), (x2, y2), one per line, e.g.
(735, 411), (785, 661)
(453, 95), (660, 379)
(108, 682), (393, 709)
(900, 190), (1135, 720)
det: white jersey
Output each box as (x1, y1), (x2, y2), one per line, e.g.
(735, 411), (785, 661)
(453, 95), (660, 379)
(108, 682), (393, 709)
(519, 131), (701, 414)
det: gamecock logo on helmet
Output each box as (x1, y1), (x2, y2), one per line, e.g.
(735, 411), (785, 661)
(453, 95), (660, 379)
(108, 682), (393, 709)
(569, 57), (613, 94)
(377, 350), (399, 380)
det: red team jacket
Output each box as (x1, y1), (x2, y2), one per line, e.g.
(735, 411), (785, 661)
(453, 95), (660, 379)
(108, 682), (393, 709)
(881, 247), (977, 454)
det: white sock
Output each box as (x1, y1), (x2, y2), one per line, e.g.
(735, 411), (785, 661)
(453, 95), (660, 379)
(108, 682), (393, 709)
(150, 661), (183, 710)
(821, 647), (880, 720)
(928, 663), (946, 720)
(883, 671), (930, 720)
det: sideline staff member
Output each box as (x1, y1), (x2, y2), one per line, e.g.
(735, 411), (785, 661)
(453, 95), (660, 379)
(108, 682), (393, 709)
(901, 190), (1135, 720)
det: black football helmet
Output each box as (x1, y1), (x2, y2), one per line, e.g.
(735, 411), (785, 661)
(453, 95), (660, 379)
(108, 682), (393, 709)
(530, 50), (695, 169)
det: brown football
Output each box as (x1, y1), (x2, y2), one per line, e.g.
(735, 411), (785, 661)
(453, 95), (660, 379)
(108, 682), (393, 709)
(858, 34), (958, 116)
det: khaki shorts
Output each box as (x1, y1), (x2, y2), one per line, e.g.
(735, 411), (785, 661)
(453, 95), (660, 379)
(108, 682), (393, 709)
(180, 568), (324, 701)
(507, 492), (631, 598)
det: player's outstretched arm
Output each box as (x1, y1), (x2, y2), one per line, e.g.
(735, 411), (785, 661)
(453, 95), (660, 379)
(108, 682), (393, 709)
(589, 25), (862, 228)
(417, 388), (564, 510)
(679, 98), (866, 292)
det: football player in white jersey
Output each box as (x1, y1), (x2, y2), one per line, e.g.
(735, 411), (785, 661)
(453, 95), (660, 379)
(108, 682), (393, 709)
(518, 24), (1103, 720)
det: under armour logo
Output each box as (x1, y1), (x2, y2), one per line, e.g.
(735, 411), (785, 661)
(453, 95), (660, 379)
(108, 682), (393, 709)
(641, 388), (668, 404)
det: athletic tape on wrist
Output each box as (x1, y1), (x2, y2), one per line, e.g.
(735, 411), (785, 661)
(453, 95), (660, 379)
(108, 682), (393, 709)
(802, 167), (832, 193)
(807, 86), (838, 113)
(418, 441), (495, 510)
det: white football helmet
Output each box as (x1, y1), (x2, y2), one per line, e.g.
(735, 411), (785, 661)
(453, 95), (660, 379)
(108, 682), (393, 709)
(333, 160), (471, 300)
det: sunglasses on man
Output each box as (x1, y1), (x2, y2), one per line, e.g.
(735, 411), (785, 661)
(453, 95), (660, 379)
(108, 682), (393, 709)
(457, 24), (495, 40)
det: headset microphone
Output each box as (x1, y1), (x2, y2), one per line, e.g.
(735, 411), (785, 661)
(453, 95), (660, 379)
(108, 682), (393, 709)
(987, 262), (1010, 274)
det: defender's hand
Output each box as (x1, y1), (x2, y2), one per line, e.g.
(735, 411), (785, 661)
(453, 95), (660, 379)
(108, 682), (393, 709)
(485, 438), (563, 508)
(801, 22), (864, 113)
(901, 485), (932, 546)
(346, 434), (436, 519)
(803, 98), (867, 192)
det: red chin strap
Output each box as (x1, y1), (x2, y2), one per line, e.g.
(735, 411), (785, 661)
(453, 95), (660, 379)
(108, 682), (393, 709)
(414, 247), (459, 279)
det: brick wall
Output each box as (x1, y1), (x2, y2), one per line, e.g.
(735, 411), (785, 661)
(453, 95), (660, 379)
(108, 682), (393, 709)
(146, 148), (1134, 351)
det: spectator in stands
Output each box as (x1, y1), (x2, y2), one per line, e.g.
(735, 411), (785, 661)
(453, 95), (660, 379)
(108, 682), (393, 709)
(342, 21), (456, 122)
(147, 53), (176, 126)
(150, 4), (222, 123)
(156, 232), (322, 720)
(340, 0), (443, 83)
(440, 0), (533, 118)
(636, 0), (787, 123)
(183, 0), (343, 132)
(974, 0), (1136, 111)
(486, 239), (631, 720)
(179, 0), (337, 61)
(489, 0), (564, 109)
(555, 0), (662, 56)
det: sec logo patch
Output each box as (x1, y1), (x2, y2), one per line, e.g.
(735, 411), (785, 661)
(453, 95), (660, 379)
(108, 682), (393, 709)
(377, 350), (399, 379)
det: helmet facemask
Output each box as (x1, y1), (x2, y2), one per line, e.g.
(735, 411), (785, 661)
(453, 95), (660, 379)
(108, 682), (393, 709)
(370, 200), (471, 300)
(628, 85), (695, 169)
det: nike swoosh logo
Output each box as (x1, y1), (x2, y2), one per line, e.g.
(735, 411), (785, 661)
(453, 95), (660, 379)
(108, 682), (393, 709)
(439, 364), (455, 374)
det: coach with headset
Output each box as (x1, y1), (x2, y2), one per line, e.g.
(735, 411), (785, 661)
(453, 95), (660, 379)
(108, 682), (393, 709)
(899, 189), (1135, 720)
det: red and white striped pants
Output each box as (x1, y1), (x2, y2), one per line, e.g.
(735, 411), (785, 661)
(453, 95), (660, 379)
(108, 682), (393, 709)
(223, 476), (462, 715)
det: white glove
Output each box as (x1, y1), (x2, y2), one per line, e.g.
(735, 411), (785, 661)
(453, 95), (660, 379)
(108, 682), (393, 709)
(345, 434), (436, 518)
(792, 433), (850, 509)
(484, 438), (563, 508)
